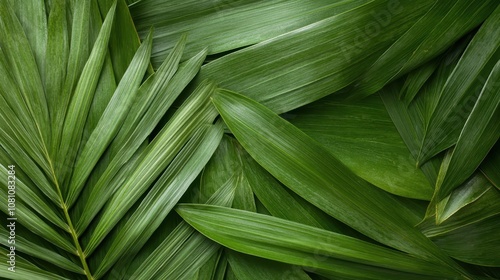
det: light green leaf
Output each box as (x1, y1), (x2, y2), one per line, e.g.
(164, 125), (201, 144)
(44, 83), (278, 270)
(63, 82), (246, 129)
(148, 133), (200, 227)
(56, 1), (117, 186)
(51, 0), (91, 154)
(93, 122), (223, 278)
(0, 1), (50, 145)
(0, 247), (69, 280)
(84, 80), (218, 254)
(7, 0), (47, 82)
(73, 48), (206, 234)
(0, 226), (82, 274)
(0, 160), (66, 231)
(201, 135), (346, 233)
(45, 0), (69, 138)
(97, 0), (148, 80)
(66, 27), (152, 206)
(129, 175), (236, 280)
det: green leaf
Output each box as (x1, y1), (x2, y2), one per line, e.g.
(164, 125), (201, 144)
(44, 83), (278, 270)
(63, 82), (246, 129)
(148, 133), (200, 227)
(130, 0), (365, 67)
(51, 0), (91, 154)
(0, 160), (66, 231)
(0, 123), (60, 204)
(201, 135), (346, 233)
(66, 27), (152, 206)
(73, 48), (206, 234)
(0, 1), (50, 145)
(433, 60), (500, 203)
(97, 0), (148, 80)
(228, 251), (311, 280)
(431, 215), (500, 267)
(481, 142), (500, 189)
(0, 247), (69, 280)
(45, 0), (69, 141)
(56, 1), (117, 186)
(418, 5), (500, 164)
(0, 226), (83, 274)
(7, 0), (47, 82)
(211, 89), (465, 276)
(198, 0), (497, 114)
(176, 204), (461, 279)
(290, 94), (432, 199)
(420, 174), (500, 236)
(400, 59), (439, 105)
(93, 122), (223, 278)
(0, 196), (75, 254)
(349, 1), (496, 99)
(84, 80), (218, 254)
(129, 174), (236, 279)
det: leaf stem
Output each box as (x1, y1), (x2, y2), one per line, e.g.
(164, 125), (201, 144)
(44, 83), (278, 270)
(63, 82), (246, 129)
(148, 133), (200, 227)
(46, 151), (94, 279)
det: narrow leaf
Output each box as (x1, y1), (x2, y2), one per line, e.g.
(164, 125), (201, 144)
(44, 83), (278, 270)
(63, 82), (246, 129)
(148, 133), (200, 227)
(212, 89), (465, 276)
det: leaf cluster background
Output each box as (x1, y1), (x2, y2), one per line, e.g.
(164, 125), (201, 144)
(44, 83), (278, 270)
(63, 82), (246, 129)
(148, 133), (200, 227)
(0, 0), (499, 279)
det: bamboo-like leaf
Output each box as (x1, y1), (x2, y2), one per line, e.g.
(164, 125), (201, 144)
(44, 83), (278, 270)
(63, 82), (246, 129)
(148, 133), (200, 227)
(431, 215), (500, 267)
(0, 197), (74, 254)
(45, 0), (69, 137)
(0, 93), (52, 178)
(130, 0), (365, 67)
(400, 59), (439, 105)
(56, 1), (117, 186)
(97, 0), (148, 80)
(350, 1), (495, 99)
(0, 123), (59, 204)
(228, 251), (312, 280)
(66, 28), (152, 206)
(0, 248), (69, 280)
(0, 226), (82, 274)
(436, 174), (494, 224)
(93, 122), (223, 278)
(51, 0), (91, 154)
(211, 89), (465, 276)
(129, 175), (236, 279)
(290, 94), (432, 199)
(7, 0), (47, 82)
(193, 249), (225, 280)
(107, 35), (192, 159)
(380, 82), (441, 186)
(201, 135), (346, 232)
(197, 0), (497, 114)
(0, 50), (42, 148)
(73, 48), (206, 233)
(82, 0), (119, 142)
(481, 142), (500, 189)
(176, 204), (461, 279)
(433, 60), (500, 204)
(418, 5), (500, 164)
(84, 81), (218, 254)
(0, 1), (50, 144)
(0, 160), (66, 231)
(420, 175), (500, 237)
